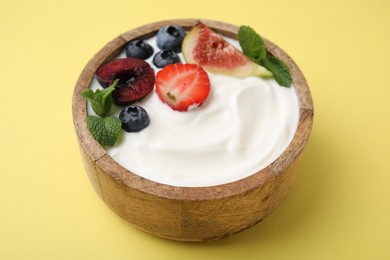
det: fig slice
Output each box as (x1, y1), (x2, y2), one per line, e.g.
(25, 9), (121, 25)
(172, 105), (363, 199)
(182, 23), (272, 78)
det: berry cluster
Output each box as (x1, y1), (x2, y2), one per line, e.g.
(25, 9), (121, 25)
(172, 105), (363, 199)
(85, 22), (265, 146)
(92, 24), (213, 137)
(124, 25), (185, 68)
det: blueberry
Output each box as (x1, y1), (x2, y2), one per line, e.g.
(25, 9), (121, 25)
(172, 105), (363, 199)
(152, 49), (180, 68)
(156, 25), (186, 53)
(119, 105), (150, 132)
(125, 40), (154, 60)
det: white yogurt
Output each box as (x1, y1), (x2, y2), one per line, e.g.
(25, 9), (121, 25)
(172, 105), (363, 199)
(88, 36), (299, 187)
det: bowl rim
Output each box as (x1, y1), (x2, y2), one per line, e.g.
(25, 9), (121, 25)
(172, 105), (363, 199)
(72, 18), (314, 201)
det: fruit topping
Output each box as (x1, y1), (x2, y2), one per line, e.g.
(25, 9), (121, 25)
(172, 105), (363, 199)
(119, 105), (150, 132)
(96, 58), (155, 105)
(156, 63), (210, 112)
(125, 39), (154, 60)
(152, 49), (180, 68)
(182, 22), (272, 78)
(156, 25), (186, 53)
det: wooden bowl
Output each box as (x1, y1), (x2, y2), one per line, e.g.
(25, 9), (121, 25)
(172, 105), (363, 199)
(72, 19), (313, 241)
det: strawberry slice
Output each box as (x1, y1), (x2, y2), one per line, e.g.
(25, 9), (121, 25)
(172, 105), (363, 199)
(155, 63), (211, 111)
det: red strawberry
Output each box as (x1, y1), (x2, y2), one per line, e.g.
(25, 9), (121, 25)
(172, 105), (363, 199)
(155, 63), (211, 111)
(96, 58), (155, 105)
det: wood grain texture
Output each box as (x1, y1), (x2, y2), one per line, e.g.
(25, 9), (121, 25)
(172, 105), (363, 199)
(72, 19), (314, 241)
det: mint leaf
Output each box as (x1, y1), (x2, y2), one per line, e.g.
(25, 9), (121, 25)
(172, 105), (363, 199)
(101, 79), (118, 108)
(238, 25), (266, 61)
(99, 88), (114, 117)
(86, 115), (122, 147)
(80, 89), (94, 100)
(238, 25), (293, 87)
(262, 56), (292, 87)
(80, 79), (118, 117)
(81, 89), (105, 116)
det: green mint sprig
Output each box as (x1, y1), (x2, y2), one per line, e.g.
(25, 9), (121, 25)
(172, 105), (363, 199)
(238, 26), (292, 87)
(80, 79), (122, 147)
(80, 79), (119, 117)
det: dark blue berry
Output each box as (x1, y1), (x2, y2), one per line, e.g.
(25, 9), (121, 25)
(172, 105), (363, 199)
(125, 40), (154, 60)
(119, 105), (150, 132)
(156, 25), (186, 53)
(152, 49), (180, 68)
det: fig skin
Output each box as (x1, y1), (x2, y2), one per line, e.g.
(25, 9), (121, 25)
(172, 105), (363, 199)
(182, 22), (272, 78)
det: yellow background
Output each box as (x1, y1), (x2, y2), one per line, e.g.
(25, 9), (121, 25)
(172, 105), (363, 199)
(1, 0), (389, 259)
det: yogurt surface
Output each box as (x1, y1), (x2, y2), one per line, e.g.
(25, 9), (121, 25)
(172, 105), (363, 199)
(88, 36), (299, 187)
